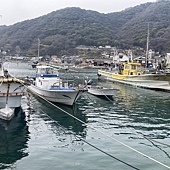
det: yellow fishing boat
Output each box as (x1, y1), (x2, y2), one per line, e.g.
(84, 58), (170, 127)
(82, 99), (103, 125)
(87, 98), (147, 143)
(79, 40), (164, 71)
(98, 62), (170, 87)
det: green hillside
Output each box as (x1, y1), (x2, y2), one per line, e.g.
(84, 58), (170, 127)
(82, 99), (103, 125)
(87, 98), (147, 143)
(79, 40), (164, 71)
(0, 0), (170, 57)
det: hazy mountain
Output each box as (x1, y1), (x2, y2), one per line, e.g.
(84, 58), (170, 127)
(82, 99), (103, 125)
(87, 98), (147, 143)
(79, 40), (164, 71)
(0, 0), (170, 56)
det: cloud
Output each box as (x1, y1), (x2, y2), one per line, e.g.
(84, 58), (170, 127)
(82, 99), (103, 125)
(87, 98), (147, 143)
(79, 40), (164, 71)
(0, 0), (155, 25)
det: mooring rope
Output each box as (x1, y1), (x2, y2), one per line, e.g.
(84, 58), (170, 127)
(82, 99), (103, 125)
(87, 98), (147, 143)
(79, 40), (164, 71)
(27, 91), (140, 169)
(5, 61), (170, 169)
(138, 132), (170, 148)
(26, 87), (170, 169)
(38, 107), (139, 170)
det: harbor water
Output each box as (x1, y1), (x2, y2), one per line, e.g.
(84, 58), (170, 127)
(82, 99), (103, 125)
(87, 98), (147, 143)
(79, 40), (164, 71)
(0, 62), (170, 170)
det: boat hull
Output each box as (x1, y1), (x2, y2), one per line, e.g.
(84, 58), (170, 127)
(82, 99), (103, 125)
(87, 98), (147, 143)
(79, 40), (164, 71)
(0, 81), (26, 108)
(0, 79), (26, 120)
(0, 96), (23, 108)
(88, 87), (118, 97)
(98, 70), (170, 87)
(28, 85), (80, 105)
(0, 107), (15, 120)
(108, 77), (169, 87)
(125, 74), (170, 82)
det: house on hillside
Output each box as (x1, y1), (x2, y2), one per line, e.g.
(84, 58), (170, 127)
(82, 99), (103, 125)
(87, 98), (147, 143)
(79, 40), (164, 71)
(93, 59), (112, 67)
(112, 53), (129, 63)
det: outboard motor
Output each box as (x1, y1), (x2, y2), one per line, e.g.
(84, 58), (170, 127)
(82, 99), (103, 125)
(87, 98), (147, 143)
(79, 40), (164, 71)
(84, 79), (93, 89)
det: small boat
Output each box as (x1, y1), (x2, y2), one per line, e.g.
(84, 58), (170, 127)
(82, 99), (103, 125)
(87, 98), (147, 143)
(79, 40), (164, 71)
(87, 85), (119, 98)
(85, 79), (119, 99)
(28, 65), (83, 106)
(98, 61), (170, 88)
(0, 62), (26, 120)
(31, 61), (39, 68)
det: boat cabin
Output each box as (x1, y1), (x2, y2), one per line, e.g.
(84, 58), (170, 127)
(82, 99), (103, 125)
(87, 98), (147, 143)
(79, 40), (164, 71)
(35, 65), (61, 89)
(36, 65), (55, 75)
(121, 62), (143, 75)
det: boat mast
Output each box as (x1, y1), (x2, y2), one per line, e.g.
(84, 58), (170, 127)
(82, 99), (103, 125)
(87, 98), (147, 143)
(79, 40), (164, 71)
(38, 38), (40, 62)
(145, 23), (149, 68)
(113, 47), (117, 69)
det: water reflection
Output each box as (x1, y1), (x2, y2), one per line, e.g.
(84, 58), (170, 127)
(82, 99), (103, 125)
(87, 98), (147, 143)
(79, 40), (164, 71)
(29, 95), (87, 137)
(0, 107), (29, 169)
(107, 83), (170, 139)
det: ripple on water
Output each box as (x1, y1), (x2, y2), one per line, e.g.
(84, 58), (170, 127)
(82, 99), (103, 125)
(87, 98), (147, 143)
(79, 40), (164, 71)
(1, 63), (170, 170)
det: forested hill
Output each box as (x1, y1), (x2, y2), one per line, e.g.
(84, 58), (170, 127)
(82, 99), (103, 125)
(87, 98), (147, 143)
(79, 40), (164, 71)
(0, 0), (170, 56)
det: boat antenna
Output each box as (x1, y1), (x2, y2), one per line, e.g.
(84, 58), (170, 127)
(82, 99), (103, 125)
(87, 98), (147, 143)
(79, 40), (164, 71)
(145, 23), (149, 68)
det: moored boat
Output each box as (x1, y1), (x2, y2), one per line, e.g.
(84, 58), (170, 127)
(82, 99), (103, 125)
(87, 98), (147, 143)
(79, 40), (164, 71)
(31, 61), (39, 68)
(98, 62), (170, 88)
(84, 79), (119, 99)
(87, 85), (119, 99)
(0, 62), (26, 120)
(28, 65), (83, 106)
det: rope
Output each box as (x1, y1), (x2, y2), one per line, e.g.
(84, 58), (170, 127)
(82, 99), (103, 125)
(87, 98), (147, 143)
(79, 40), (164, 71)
(25, 86), (170, 169)
(5, 62), (169, 169)
(137, 132), (170, 148)
(101, 89), (114, 102)
(85, 89), (170, 149)
(7, 63), (167, 170)
(85, 85), (115, 102)
(36, 105), (140, 170)
(147, 138), (170, 148)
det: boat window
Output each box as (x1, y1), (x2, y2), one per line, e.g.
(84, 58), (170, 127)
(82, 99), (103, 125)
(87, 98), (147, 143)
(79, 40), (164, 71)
(131, 65), (136, 70)
(46, 68), (53, 74)
(37, 67), (53, 74)
(37, 68), (46, 74)
(46, 68), (50, 74)
(125, 65), (130, 70)
(137, 66), (141, 71)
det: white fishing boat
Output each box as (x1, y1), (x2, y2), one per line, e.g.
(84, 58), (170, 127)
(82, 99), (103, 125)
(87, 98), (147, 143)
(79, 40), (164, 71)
(0, 62), (26, 120)
(28, 65), (82, 106)
(85, 79), (119, 99)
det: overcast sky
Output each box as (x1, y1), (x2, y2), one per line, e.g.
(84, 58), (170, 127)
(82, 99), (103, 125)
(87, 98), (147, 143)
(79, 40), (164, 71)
(0, 0), (156, 26)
